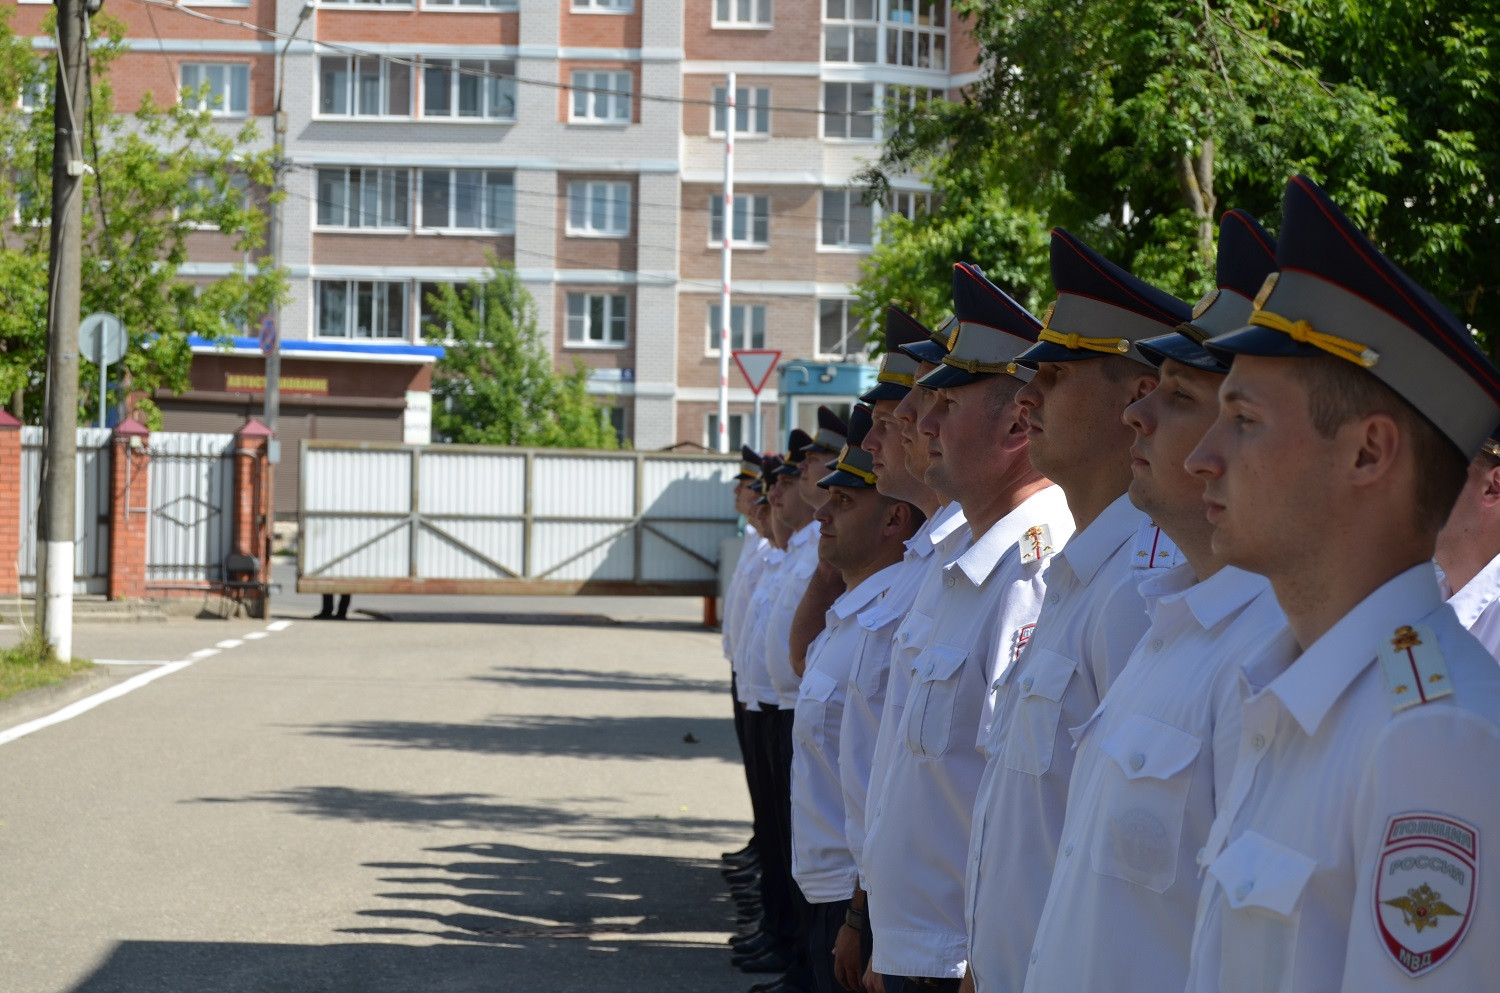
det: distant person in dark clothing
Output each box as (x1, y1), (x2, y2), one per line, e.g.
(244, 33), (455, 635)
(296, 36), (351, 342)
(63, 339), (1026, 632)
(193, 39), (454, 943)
(316, 594), (350, 620)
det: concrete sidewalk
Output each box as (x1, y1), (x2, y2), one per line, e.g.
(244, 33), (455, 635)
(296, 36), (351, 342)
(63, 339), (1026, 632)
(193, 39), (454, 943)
(0, 603), (751, 992)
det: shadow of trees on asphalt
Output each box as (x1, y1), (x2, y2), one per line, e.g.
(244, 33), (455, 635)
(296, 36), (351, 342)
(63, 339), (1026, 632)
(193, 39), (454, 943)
(290, 713), (741, 762)
(189, 786), (746, 844)
(469, 665), (727, 696)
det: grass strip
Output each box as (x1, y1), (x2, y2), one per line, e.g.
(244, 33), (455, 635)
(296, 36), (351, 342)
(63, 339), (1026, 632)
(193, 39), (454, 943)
(0, 632), (93, 702)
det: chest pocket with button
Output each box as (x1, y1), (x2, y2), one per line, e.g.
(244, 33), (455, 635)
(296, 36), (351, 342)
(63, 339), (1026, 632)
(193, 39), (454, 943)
(1001, 648), (1078, 776)
(850, 604), (900, 701)
(901, 643), (969, 758)
(1089, 714), (1202, 892)
(1207, 831), (1317, 993)
(793, 667), (841, 749)
(886, 610), (935, 710)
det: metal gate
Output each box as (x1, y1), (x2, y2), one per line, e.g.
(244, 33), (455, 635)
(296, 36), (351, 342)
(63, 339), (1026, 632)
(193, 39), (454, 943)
(299, 442), (740, 596)
(145, 433), (236, 587)
(19, 427), (112, 594)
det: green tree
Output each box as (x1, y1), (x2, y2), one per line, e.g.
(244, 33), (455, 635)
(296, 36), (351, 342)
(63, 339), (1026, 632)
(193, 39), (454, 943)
(856, 0), (1404, 339)
(0, 9), (283, 425)
(426, 259), (619, 449)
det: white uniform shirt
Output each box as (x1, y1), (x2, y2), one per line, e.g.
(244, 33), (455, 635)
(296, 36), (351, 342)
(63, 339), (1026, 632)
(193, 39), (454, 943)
(1022, 564), (1286, 993)
(1186, 563), (1500, 993)
(842, 507), (961, 886)
(792, 562), (904, 904)
(965, 494), (1158, 993)
(864, 485), (1074, 979)
(723, 524), (765, 663)
(766, 520), (823, 708)
(1443, 552), (1500, 660)
(738, 544), (787, 709)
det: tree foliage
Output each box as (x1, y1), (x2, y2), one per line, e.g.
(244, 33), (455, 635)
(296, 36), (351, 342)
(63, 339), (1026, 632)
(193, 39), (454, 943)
(0, 9), (284, 425)
(855, 0), (1408, 345)
(427, 259), (619, 449)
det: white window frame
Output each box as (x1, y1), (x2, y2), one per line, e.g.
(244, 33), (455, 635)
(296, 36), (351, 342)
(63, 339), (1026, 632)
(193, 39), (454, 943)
(184, 172), (251, 230)
(315, 280), (411, 340)
(565, 292), (629, 348)
(566, 181), (631, 237)
(822, 81), (876, 140)
(179, 63), (250, 117)
(713, 0), (772, 27)
(817, 298), (870, 359)
(417, 169), (515, 233)
(320, 0), (413, 7)
(823, 0), (948, 70)
(707, 303), (767, 354)
(19, 80), (47, 113)
(823, 0), (879, 64)
(706, 412), (749, 451)
(570, 70), (632, 124)
(315, 167), (411, 230)
(820, 188), (874, 249)
(573, 0), (632, 11)
(318, 55), (413, 118)
(711, 85), (771, 136)
(424, 0), (514, 8)
(421, 59), (517, 120)
(709, 194), (770, 248)
(890, 190), (935, 221)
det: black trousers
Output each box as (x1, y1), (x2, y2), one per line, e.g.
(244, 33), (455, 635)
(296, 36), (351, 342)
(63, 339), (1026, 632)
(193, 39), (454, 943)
(729, 673), (757, 853)
(772, 708), (813, 956)
(744, 705), (795, 943)
(807, 898), (852, 993)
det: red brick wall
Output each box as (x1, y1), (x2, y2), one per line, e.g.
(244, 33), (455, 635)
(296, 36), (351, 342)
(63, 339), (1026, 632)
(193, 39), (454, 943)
(318, 10), (519, 45)
(682, 0), (820, 61)
(553, 284), (638, 368)
(680, 73), (820, 140)
(312, 232), (515, 267)
(108, 420), (151, 601)
(557, 173), (640, 272)
(0, 414), (20, 596)
(680, 183), (820, 282)
(559, 60), (641, 124)
(560, 4), (643, 48)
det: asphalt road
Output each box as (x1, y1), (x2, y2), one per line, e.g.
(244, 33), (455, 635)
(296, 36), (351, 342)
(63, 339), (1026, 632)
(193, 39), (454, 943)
(0, 589), (751, 993)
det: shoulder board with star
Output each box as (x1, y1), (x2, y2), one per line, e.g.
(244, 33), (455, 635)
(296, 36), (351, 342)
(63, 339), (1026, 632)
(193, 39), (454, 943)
(1132, 522), (1183, 570)
(1018, 523), (1057, 564)
(1377, 624), (1453, 713)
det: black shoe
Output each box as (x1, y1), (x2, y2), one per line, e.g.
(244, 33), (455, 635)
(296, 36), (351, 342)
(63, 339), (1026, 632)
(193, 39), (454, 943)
(736, 948), (794, 974)
(749, 978), (811, 993)
(725, 865), (760, 885)
(722, 857), (761, 877)
(731, 931), (777, 956)
(722, 841), (756, 862)
(313, 612), (332, 620)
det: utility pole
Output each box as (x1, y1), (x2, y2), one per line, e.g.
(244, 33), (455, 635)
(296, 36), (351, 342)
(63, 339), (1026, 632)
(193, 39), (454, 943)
(38, 0), (95, 661)
(715, 72), (735, 454)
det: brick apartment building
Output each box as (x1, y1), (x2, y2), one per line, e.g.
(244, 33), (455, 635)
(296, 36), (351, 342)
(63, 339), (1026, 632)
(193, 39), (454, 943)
(16, 0), (979, 512)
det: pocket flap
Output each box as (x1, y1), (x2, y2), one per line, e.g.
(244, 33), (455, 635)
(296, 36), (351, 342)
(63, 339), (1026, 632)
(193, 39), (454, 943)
(914, 644), (968, 683)
(1208, 830), (1317, 916)
(1014, 649), (1076, 702)
(1098, 714), (1202, 781)
(893, 611), (934, 651)
(800, 667), (840, 703)
(858, 604), (901, 632)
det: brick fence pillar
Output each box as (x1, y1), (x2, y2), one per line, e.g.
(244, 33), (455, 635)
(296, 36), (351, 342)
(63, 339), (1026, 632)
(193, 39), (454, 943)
(233, 419), (273, 597)
(108, 418), (152, 600)
(0, 412), (21, 596)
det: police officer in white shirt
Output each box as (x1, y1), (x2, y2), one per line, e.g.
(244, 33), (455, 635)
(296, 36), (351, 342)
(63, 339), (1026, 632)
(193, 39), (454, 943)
(1183, 174), (1500, 992)
(963, 229), (1191, 993)
(862, 263), (1075, 993)
(1019, 211), (1289, 993)
(793, 406), (924, 993)
(1435, 435), (1500, 658)
(725, 446), (769, 870)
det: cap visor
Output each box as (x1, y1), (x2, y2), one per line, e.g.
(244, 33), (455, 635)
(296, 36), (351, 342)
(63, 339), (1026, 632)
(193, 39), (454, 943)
(1136, 332), (1227, 373)
(898, 339), (948, 364)
(859, 381), (912, 403)
(799, 441), (841, 454)
(916, 363), (981, 390)
(771, 464), (802, 477)
(817, 468), (876, 490)
(1013, 340), (1105, 367)
(1202, 324), (1323, 366)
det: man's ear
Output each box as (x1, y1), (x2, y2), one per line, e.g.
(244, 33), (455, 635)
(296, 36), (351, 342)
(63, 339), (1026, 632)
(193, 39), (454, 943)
(1481, 462), (1500, 508)
(1131, 373), (1159, 403)
(1350, 413), (1402, 483)
(882, 498), (911, 538)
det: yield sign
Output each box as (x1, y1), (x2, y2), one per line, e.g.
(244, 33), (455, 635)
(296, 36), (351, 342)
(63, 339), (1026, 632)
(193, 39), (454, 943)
(732, 349), (781, 395)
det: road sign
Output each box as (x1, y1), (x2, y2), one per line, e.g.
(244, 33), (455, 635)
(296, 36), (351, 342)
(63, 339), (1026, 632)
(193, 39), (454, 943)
(732, 349), (781, 395)
(258, 316), (278, 356)
(78, 312), (126, 366)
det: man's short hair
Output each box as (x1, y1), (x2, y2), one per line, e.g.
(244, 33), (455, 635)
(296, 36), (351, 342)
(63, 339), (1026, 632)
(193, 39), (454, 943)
(1291, 355), (1467, 533)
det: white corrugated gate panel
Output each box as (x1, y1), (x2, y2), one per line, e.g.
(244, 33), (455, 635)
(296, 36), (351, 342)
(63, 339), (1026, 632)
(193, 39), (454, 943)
(641, 521), (737, 581)
(19, 427), (114, 594)
(303, 516), (411, 578)
(147, 433), (236, 583)
(533, 455), (636, 519)
(303, 448), (412, 514)
(640, 459), (740, 520)
(531, 521), (635, 581)
(419, 449), (526, 517)
(416, 519), (525, 579)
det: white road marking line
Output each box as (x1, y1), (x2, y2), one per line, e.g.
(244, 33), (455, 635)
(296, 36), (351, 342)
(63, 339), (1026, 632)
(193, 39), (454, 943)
(0, 662), (192, 746)
(215, 639), (243, 649)
(189, 648), (220, 659)
(92, 660), (176, 667)
(242, 632), (268, 640)
(266, 620), (293, 632)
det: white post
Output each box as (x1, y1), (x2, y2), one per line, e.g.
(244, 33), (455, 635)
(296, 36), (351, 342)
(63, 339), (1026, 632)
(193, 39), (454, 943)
(716, 73), (735, 454)
(753, 391), (762, 452)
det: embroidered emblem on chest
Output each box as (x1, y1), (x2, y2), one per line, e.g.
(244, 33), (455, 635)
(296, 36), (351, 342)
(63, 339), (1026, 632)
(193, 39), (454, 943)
(1377, 624), (1453, 712)
(1374, 813), (1477, 977)
(1019, 525), (1053, 564)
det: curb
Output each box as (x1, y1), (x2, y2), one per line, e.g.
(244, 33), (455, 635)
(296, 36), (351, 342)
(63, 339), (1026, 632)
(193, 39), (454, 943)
(0, 665), (131, 734)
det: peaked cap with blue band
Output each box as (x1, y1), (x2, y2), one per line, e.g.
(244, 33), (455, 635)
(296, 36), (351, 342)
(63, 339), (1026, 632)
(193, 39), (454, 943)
(920, 262), (1043, 389)
(862, 307), (930, 402)
(800, 406), (849, 454)
(772, 430), (813, 476)
(819, 405), (879, 489)
(736, 444), (764, 481)
(1206, 175), (1500, 458)
(1138, 210), (1278, 374)
(898, 314), (957, 368)
(753, 453), (783, 498)
(1016, 229), (1192, 368)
